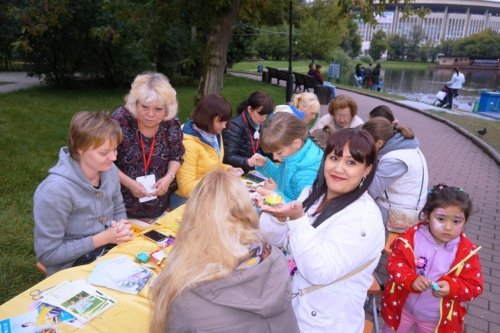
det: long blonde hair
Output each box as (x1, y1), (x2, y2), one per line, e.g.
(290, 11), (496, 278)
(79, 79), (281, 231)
(149, 169), (261, 333)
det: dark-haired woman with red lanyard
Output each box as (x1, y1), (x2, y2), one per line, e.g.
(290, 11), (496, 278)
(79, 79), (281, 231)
(112, 72), (185, 219)
(223, 91), (274, 173)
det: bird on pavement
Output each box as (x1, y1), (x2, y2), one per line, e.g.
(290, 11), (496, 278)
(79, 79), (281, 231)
(476, 128), (487, 137)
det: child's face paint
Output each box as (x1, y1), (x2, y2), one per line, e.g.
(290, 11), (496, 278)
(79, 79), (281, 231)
(428, 206), (466, 244)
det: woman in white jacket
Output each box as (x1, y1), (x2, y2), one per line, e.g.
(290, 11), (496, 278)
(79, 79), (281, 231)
(259, 128), (385, 333)
(442, 67), (465, 109)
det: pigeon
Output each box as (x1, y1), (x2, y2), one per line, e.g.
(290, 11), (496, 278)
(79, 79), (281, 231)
(476, 128), (487, 137)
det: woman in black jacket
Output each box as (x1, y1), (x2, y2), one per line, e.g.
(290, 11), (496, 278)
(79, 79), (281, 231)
(223, 91), (274, 173)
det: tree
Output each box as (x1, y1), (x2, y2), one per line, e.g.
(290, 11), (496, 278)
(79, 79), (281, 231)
(294, 0), (347, 61)
(340, 19), (362, 58)
(386, 33), (407, 60)
(406, 24), (425, 60)
(451, 29), (500, 58)
(369, 30), (387, 60)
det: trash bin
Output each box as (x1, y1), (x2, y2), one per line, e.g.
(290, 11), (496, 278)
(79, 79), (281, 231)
(478, 90), (500, 112)
(472, 100), (479, 113)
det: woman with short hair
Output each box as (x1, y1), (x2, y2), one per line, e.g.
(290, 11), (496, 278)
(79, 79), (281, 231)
(176, 94), (243, 198)
(34, 112), (133, 275)
(112, 72), (185, 218)
(312, 94), (364, 131)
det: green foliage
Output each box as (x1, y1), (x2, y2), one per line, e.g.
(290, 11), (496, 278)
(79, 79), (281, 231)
(340, 20), (362, 58)
(294, 0), (346, 61)
(327, 49), (355, 82)
(387, 34), (407, 60)
(368, 30), (387, 60)
(451, 29), (500, 58)
(359, 54), (374, 64)
(253, 25), (289, 60)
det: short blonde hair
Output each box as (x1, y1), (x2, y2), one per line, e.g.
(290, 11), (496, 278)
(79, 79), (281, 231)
(149, 169), (261, 333)
(125, 72), (178, 121)
(292, 92), (320, 115)
(261, 113), (308, 153)
(328, 94), (358, 117)
(68, 111), (122, 161)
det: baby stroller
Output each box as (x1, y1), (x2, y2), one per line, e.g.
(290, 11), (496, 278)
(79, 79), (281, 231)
(434, 85), (449, 107)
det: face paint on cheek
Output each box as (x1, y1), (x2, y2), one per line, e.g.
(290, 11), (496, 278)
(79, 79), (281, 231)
(431, 218), (444, 231)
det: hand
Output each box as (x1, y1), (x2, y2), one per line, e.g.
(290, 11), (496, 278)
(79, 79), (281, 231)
(227, 167), (244, 177)
(151, 175), (173, 197)
(411, 275), (432, 292)
(248, 153), (267, 167)
(128, 180), (152, 199)
(107, 220), (134, 244)
(260, 200), (305, 221)
(262, 178), (277, 191)
(432, 280), (450, 298)
(255, 187), (273, 197)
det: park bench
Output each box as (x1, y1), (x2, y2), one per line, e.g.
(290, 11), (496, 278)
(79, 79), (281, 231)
(292, 72), (331, 104)
(266, 67), (289, 85)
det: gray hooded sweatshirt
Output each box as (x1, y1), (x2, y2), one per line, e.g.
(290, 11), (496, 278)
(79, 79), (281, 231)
(167, 245), (299, 333)
(34, 147), (126, 275)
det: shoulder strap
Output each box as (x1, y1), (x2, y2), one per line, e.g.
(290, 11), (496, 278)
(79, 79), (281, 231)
(292, 258), (376, 297)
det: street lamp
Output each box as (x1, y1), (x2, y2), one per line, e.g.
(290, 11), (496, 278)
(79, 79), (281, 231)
(286, 0), (294, 102)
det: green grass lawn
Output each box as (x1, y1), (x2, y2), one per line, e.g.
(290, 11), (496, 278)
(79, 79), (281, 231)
(0, 76), (285, 303)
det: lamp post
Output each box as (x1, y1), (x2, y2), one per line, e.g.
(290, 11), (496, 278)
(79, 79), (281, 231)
(286, 0), (294, 102)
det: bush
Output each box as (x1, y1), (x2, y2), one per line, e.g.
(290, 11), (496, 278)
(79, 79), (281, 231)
(327, 49), (354, 82)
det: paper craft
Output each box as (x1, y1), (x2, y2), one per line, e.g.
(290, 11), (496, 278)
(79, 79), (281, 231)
(0, 310), (58, 333)
(88, 255), (153, 294)
(136, 175), (157, 203)
(40, 280), (115, 323)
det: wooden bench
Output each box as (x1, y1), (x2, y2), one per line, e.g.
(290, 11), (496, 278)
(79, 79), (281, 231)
(266, 67), (289, 85)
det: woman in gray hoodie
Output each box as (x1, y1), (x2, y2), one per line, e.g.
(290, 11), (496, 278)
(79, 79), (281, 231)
(33, 111), (134, 275)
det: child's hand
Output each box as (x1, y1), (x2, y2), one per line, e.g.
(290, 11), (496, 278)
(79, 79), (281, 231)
(249, 153), (266, 167)
(262, 178), (277, 191)
(432, 280), (450, 298)
(411, 275), (432, 292)
(227, 167), (244, 177)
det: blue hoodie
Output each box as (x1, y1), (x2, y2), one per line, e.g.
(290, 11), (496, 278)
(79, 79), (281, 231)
(257, 138), (323, 202)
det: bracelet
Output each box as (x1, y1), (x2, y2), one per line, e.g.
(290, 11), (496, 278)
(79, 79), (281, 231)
(166, 172), (175, 180)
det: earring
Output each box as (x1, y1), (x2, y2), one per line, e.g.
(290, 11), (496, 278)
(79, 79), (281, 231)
(359, 176), (366, 188)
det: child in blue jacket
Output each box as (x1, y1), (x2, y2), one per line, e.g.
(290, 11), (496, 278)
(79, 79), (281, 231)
(249, 113), (323, 202)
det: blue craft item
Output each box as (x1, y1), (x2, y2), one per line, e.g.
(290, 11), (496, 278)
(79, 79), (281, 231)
(431, 281), (440, 291)
(136, 251), (149, 263)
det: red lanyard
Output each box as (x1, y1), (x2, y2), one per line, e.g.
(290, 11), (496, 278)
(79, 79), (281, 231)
(137, 122), (157, 175)
(242, 112), (259, 154)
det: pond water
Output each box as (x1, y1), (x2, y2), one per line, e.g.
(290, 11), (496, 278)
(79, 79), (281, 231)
(342, 67), (500, 112)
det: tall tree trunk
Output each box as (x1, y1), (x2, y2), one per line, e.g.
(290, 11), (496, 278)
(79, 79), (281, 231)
(196, 0), (241, 103)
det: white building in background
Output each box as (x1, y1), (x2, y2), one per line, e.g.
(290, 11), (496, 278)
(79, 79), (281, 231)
(358, 0), (500, 54)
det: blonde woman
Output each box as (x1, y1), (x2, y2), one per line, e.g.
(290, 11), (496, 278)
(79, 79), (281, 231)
(112, 72), (185, 219)
(150, 169), (298, 333)
(291, 92), (320, 125)
(312, 94), (364, 131)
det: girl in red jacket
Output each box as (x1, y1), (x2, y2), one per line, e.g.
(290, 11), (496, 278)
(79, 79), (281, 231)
(382, 184), (483, 333)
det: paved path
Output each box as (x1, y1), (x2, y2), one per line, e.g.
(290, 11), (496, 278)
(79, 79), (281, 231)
(0, 72), (42, 93)
(233, 72), (499, 332)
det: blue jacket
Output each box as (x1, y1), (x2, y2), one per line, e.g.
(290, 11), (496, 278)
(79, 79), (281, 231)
(257, 138), (323, 202)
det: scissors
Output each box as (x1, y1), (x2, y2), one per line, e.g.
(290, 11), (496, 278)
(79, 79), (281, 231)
(29, 286), (54, 300)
